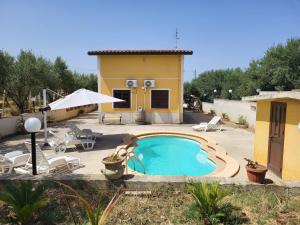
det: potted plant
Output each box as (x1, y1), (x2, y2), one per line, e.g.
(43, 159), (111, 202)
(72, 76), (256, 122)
(101, 153), (125, 180)
(244, 158), (268, 184)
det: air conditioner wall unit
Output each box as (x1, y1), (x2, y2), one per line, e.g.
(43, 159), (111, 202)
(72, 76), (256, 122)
(144, 80), (155, 88)
(126, 80), (138, 88)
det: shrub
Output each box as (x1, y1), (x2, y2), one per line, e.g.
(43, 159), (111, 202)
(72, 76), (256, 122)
(187, 182), (230, 225)
(0, 181), (48, 225)
(57, 182), (122, 225)
(221, 113), (229, 120)
(209, 109), (216, 115)
(238, 115), (248, 126)
(78, 109), (85, 116)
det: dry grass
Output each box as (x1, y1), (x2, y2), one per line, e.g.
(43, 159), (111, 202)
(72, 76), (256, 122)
(0, 184), (299, 225)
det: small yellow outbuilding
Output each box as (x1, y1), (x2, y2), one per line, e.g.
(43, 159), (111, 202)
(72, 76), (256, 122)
(243, 91), (300, 181)
(88, 49), (193, 124)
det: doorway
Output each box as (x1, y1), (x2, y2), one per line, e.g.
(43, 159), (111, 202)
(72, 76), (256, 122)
(268, 102), (286, 177)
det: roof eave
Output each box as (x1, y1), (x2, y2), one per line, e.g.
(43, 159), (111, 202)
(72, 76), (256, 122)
(87, 50), (193, 56)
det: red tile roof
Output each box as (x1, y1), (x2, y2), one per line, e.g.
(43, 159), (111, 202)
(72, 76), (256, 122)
(87, 49), (193, 55)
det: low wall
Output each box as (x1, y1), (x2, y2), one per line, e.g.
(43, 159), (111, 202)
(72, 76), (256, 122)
(0, 174), (299, 191)
(0, 105), (97, 138)
(202, 99), (257, 128)
(202, 102), (214, 113)
(48, 104), (97, 122)
(0, 112), (44, 138)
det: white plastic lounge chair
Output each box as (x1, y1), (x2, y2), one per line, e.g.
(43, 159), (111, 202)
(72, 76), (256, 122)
(68, 125), (96, 140)
(192, 116), (223, 132)
(49, 130), (81, 151)
(0, 151), (31, 173)
(15, 142), (81, 174)
(49, 130), (95, 151)
(65, 133), (96, 150)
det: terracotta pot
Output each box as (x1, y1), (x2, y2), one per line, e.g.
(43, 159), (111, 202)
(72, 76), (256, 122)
(245, 164), (268, 184)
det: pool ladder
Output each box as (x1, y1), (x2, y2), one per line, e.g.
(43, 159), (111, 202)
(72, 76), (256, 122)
(126, 151), (146, 174)
(116, 147), (146, 174)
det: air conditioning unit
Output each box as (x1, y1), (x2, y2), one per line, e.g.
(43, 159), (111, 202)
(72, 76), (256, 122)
(126, 80), (138, 88)
(144, 80), (155, 88)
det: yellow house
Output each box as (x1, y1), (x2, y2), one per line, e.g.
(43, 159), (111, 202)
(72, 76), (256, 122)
(243, 91), (300, 181)
(88, 49), (193, 124)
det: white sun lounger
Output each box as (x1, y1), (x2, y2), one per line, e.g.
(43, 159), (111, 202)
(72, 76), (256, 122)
(49, 131), (95, 151)
(14, 142), (81, 174)
(68, 125), (97, 140)
(0, 151), (31, 173)
(192, 116), (223, 132)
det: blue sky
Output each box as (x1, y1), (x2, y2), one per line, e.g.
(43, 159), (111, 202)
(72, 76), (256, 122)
(0, 0), (299, 81)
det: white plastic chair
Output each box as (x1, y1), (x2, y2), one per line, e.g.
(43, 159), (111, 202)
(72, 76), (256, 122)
(192, 116), (223, 132)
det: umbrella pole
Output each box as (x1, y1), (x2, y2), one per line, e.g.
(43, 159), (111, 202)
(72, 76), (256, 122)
(43, 89), (49, 147)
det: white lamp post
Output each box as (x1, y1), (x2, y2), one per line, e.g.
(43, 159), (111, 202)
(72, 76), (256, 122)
(24, 117), (41, 175)
(228, 89), (233, 100)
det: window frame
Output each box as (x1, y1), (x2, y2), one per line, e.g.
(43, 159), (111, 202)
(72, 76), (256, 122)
(150, 89), (170, 109)
(112, 88), (132, 109)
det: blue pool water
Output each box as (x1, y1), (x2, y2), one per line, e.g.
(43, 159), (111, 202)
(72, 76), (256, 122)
(128, 136), (216, 176)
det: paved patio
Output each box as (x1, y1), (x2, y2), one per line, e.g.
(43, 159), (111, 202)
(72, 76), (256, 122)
(0, 112), (282, 184)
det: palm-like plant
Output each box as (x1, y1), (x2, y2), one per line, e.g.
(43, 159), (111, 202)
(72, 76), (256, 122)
(0, 181), (48, 224)
(188, 182), (230, 225)
(57, 182), (122, 225)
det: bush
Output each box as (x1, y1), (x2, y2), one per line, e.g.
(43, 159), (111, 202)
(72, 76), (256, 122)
(187, 182), (230, 225)
(238, 115), (248, 126)
(78, 109), (85, 116)
(209, 109), (216, 115)
(0, 181), (48, 225)
(221, 113), (229, 120)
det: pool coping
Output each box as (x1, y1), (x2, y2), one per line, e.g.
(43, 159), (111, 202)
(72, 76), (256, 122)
(115, 131), (240, 178)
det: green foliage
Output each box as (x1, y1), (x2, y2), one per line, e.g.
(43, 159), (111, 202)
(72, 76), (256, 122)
(57, 182), (122, 225)
(209, 109), (216, 115)
(221, 113), (229, 120)
(0, 51), (14, 94)
(185, 38), (300, 102)
(0, 181), (48, 224)
(74, 73), (98, 92)
(0, 50), (97, 113)
(238, 115), (248, 126)
(187, 182), (230, 225)
(188, 68), (245, 102)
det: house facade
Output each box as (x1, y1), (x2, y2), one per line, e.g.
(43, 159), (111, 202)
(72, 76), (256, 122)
(88, 50), (193, 124)
(243, 91), (300, 181)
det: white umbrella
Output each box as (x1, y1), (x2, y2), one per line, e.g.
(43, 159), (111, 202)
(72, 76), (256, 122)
(41, 88), (124, 146)
(49, 88), (124, 110)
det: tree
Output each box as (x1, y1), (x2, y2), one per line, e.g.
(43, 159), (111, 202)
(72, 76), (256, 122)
(5, 50), (41, 113)
(188, 69), (245, 102)
(53, 57), (75, 94)
(245, 38), (300, 92)
(184, 38), (300, 101)
(73, 73), (97, 92)
(0, 51), (14, 95)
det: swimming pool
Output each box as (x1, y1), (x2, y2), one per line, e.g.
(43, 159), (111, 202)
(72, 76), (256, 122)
(128, 135), (217, 176)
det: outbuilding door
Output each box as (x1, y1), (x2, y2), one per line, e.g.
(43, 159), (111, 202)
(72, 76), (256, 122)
(268, 102), (286, 177)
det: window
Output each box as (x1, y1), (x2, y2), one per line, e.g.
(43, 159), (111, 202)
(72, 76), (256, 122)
(113, 90), (131, 108)
(151, 90), (169, 109)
